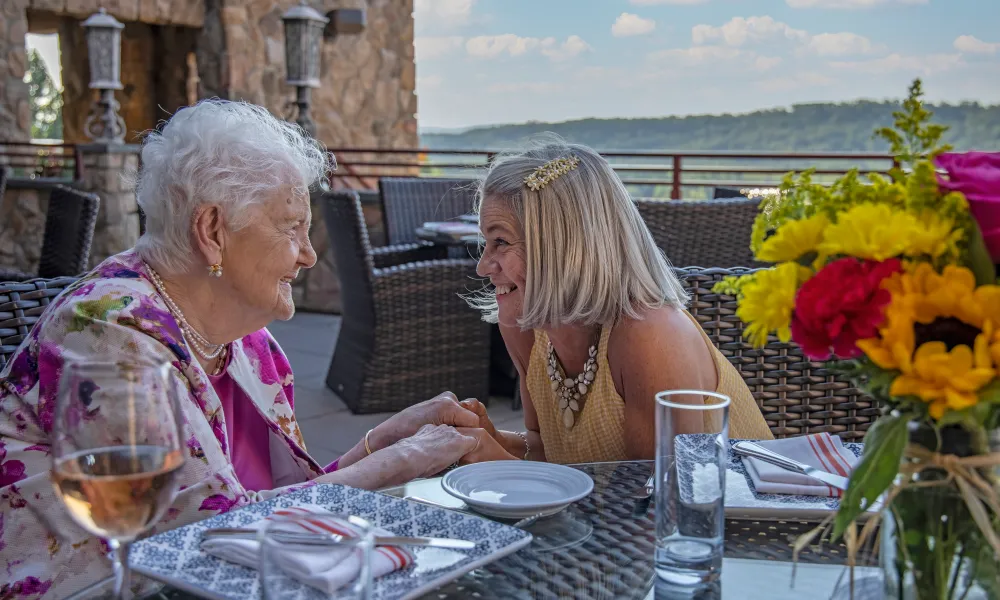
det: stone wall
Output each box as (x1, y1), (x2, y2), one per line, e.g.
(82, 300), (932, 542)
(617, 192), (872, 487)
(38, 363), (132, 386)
(0, 180), (53, 274)
(1, 0), (31, 141)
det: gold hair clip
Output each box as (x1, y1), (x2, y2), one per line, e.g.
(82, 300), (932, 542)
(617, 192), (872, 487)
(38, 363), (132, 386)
(523, 155), (580, 191)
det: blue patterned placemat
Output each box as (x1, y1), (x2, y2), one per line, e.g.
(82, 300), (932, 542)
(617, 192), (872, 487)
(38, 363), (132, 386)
(129, 484), (532, 600)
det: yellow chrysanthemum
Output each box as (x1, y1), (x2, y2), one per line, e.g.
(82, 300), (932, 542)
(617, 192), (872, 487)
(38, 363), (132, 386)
(890, 341), (995, 420)
(736, 262), (812, 348)
(756, 214), (829, 264)
(817, 203), (960, 261)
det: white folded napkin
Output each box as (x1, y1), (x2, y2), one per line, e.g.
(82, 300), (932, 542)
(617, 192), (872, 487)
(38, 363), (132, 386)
(200, 505), (414, 594)
(742, 433), (858, 497)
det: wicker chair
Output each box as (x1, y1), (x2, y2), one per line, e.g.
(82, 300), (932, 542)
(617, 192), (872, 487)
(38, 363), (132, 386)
(0, 185), (100, 281)
(379, 177), (477, 246)
(322, 189), (491, 414)
(635, 197), (762, 268)
(0, 276), (79, 372)
(678, 266), (879, 441)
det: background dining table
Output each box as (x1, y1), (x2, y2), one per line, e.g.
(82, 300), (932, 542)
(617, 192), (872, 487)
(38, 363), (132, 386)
(146, 460), (879, 600)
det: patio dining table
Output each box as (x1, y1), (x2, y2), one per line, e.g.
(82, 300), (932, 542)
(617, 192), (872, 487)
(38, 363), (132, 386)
(149, 460), (879, 600)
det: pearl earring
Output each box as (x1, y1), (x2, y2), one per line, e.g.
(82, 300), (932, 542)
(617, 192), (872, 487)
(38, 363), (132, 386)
(208, 263), (223, 278)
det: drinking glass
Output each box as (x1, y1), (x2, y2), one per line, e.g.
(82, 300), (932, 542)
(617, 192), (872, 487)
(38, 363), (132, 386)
(259, 513), (374, 600)
(51, 361), (186, 600)
(654, 390), (730, 587)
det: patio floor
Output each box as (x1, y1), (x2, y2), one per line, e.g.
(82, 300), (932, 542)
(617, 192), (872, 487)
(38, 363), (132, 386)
(267, 312), (524, 466)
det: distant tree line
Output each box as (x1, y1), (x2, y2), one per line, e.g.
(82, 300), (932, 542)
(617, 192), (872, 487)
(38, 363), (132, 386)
(420, 100), (1000, 153)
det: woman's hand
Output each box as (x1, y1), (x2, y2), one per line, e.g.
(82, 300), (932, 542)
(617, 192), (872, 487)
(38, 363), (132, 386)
(390, 424), (480, 480)
(368, 392), (480, 452)
(456, 427), (518, 464)
(459, 399), (498, 439)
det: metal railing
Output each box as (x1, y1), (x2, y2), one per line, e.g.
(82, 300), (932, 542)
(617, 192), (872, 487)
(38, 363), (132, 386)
(327, 147), (896, 199)
(0, 142), (82, 181)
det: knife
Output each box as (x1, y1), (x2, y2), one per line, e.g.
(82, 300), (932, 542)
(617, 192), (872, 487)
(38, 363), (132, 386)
(732, 441), (851, 491)
(201, 528), (476, 550)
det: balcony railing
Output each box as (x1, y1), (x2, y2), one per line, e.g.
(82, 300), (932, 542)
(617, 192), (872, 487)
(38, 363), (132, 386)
(327, 147), (897, 199)
(0, 142), (82, 181)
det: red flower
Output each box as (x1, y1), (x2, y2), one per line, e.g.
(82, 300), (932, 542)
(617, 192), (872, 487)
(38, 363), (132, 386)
(791, 258), (902, 360)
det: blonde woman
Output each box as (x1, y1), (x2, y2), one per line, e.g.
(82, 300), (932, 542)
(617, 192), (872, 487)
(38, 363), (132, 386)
(461, 137), (772, 465)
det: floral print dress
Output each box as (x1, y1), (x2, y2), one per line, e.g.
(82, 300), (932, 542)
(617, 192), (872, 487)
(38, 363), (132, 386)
(0, 250), (329, 598)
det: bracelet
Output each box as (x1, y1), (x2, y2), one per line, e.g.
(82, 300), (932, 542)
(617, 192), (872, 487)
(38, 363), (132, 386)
(364, 429), (374, 456)
(516, 431), (530, 460)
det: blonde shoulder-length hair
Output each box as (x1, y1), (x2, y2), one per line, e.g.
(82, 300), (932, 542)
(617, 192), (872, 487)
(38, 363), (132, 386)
(470, 135), (688, 329)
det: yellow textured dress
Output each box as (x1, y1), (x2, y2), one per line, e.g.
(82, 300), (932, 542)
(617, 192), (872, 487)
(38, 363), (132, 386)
(526, 312), (773, 464)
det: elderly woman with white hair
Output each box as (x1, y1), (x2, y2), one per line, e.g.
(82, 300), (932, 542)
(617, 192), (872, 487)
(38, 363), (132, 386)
(0, 100), (486, 596)
(460, 139), (773, 465)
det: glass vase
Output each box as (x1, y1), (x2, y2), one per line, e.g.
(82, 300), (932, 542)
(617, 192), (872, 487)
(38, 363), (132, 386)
(879, 424), (999, 600)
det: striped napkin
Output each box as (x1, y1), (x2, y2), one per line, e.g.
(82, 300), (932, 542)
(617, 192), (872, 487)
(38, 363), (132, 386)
(201, 506), (414, 594)
(742, 433), (858, 497)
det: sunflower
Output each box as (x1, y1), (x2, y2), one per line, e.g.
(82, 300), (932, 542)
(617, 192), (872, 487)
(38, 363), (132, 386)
(856, 262), (1000, 419)
(817, 203), (961, 262)
(736, 262), (812, 348)
(756, 214), (829, 265)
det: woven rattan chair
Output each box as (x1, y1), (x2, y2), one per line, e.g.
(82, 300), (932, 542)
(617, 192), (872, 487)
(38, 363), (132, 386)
(322, 189), (491, 414)
(379, 177), (478, 246)
(0, 276), (79, 372)
(0, 185), (100, 281)
(635, 197), (762, 268)
(677, 266), (879, 441)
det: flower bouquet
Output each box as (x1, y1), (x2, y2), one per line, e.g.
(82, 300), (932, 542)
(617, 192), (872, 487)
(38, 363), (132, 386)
(715, 80), (1000, 599)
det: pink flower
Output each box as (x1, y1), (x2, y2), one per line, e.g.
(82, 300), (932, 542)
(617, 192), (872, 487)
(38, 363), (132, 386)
(0, 441), (26, 488)
(936, 152), (1000, 262)
(199, 493), (241, 513)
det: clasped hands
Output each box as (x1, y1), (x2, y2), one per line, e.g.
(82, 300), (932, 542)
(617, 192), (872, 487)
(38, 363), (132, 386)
(365, 392), (516, 476)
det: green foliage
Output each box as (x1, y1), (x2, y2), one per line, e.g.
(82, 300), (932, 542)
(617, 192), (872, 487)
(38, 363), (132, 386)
(422, 98), (1000, 154)
(833, 412), (912, 540)
(24, 49), (63, 140)
(874, 79), (952, 173)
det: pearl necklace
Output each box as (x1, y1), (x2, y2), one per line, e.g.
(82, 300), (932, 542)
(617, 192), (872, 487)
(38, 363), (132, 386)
(546, 340), (598, 430)
(145, 263), (229, 371)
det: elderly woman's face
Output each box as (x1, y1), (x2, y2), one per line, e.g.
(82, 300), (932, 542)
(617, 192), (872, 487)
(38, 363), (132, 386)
(224, 185), (316, 321)
(476, 196), (527, 327)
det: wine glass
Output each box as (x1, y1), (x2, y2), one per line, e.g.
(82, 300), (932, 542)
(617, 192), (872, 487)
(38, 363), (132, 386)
(51, 361), (186, 600)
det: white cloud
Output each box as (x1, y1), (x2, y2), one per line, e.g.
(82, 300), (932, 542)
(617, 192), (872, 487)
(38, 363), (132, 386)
(415, 36), (465, 60)
(466, 34), (589, 61)
(466, 34), (541, 58)
(786, 0), (927, 7)
(692, 16), (878, 57)
(414, 0), (475, 27)
(612, 13), (656, 37)
(754, 56), (783, 71)
(829, 53), (963, 75)
(541, 35), (591, 61)
(692, 16), (807, 46)
(648, 45), (743, 66)
(806, 32), (876, 56)
(631, 0), (708, 4)
(954, 35), (1000, 55)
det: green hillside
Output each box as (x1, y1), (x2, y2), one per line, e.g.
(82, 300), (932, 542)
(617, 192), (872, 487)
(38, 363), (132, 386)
(420, 101), (1000, 152)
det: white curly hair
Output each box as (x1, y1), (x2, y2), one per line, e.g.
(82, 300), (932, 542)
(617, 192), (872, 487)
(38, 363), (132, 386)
(132, 100), (332, 273)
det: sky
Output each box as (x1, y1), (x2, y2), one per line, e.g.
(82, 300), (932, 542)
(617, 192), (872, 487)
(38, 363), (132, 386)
(25, 1), (1000, 130)
(414, 0), (1000, 129)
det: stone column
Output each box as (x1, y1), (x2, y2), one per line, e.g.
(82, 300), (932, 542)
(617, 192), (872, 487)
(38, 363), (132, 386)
(0, 0), (31, 141)
(77, 143), (141, 267)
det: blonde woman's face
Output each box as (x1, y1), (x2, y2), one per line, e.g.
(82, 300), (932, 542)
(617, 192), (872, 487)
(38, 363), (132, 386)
(476, 197), (527, 327)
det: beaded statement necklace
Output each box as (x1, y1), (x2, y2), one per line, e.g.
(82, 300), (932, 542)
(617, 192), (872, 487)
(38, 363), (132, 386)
(546, 340), (599, 430)
(145, 262), (229, 375)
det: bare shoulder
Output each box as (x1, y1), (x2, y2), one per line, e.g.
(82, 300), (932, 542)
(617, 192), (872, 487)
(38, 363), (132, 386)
(607, 306), (717, 389)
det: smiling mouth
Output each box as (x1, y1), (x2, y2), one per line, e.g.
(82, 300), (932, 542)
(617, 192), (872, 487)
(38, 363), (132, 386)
(495, 284), (518, 296)
(279, 276), (296, 286)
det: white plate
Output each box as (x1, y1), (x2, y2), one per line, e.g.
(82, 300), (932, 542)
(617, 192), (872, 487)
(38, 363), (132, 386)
(442, 462), (594, 519)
